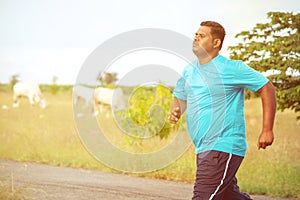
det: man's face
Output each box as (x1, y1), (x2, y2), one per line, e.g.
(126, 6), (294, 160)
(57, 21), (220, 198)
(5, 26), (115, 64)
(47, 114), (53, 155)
(192, 26), (214, 56)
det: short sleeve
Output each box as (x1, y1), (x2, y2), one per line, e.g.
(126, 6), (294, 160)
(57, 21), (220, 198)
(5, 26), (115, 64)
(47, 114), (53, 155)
(234, 61), (269, 92)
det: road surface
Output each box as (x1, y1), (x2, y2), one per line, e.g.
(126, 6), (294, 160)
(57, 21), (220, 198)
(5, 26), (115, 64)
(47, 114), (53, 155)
(0, 159), (297, 200)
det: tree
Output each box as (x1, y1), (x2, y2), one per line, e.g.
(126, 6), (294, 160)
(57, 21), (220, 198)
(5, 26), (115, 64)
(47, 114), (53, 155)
(228, 12), (300, 119)
(9, 74), (20, 90)
(97, 72), (118, 86)
(116, 83), (179, 141)
(50, 75), (59, 94)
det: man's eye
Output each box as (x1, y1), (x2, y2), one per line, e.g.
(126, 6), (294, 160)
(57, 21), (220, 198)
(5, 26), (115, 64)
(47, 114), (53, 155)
(195, 33), (205, 38)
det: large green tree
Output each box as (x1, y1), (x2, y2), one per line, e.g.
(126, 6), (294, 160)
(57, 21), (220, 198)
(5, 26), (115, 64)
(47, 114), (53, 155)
(228, 12), (300, 119)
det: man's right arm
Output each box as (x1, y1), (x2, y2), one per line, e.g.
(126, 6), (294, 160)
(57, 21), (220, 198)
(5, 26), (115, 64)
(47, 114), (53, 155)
(169, 97), (187, 124)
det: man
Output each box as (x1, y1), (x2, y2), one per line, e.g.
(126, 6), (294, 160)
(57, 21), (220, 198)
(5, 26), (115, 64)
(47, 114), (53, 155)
(169, 21), (276, 200)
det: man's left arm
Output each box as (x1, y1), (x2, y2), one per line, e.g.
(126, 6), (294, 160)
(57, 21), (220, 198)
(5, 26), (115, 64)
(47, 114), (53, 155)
(257, 81), (277, 150)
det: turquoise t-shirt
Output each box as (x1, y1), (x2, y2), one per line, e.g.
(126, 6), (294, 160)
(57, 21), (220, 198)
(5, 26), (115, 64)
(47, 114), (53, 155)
(173, 55), (269, 157)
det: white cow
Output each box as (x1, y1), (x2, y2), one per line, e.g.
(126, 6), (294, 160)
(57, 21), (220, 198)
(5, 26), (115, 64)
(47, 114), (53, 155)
(73, 85), (94, 107)
(94, 87), (126, 116)
(13, 82), (47, 109)
(72, 85), (94, 117)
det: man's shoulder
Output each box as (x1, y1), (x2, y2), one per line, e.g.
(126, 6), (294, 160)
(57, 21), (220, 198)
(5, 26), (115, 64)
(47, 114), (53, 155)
(215, 55), (242, 66)
(182, 60), (197, 72)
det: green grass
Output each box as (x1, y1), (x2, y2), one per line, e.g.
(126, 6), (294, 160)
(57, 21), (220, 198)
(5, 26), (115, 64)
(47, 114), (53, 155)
(238, 99), (300, 197)
(0, 90), (299, 198)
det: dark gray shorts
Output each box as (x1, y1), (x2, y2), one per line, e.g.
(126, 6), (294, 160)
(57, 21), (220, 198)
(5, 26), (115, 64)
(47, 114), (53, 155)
(192, 150), (252, 200)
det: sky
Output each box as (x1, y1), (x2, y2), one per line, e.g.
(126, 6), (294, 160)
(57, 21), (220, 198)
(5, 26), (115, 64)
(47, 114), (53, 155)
(0, 0), (299, 85)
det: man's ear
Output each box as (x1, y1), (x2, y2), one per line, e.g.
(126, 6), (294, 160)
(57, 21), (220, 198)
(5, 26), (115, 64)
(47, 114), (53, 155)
(213, 39), (221, 49)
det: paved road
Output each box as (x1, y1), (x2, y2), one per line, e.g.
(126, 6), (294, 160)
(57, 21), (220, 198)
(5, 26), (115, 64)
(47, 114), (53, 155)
(0, 159), (297, 200)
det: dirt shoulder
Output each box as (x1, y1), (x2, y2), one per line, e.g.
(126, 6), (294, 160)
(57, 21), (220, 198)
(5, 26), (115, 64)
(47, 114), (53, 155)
(0, 159), (297, 200)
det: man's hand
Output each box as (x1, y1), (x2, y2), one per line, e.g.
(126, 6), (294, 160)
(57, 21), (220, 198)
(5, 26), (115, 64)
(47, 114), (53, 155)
(257, 130), (274, 150)
(168, 107), (181, 124)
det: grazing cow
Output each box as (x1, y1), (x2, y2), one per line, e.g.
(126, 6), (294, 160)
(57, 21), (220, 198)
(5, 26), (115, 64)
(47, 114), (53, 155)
(13, 82), (47, 109)
(72, 85), (94, 117)
(94, 87), (126, 116)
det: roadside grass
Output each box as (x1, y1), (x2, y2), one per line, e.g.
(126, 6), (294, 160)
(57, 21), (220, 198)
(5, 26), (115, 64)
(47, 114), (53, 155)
(0, 183), (24, 200)
(0, 174), (31, 200)
(238, 99), (300, 197)
(0, 173), (48, 200)
(0, 91), (299, 198)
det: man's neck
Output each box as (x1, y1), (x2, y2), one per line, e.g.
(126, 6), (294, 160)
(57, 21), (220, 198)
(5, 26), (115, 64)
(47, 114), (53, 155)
(197, 52), (219, 65)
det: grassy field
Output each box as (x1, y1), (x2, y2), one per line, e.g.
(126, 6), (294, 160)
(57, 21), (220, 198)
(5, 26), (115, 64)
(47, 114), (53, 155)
(0, 90), (299, 198)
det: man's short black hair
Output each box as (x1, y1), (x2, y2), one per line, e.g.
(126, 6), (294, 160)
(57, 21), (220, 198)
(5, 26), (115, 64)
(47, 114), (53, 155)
(200, 21), (226, 49)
